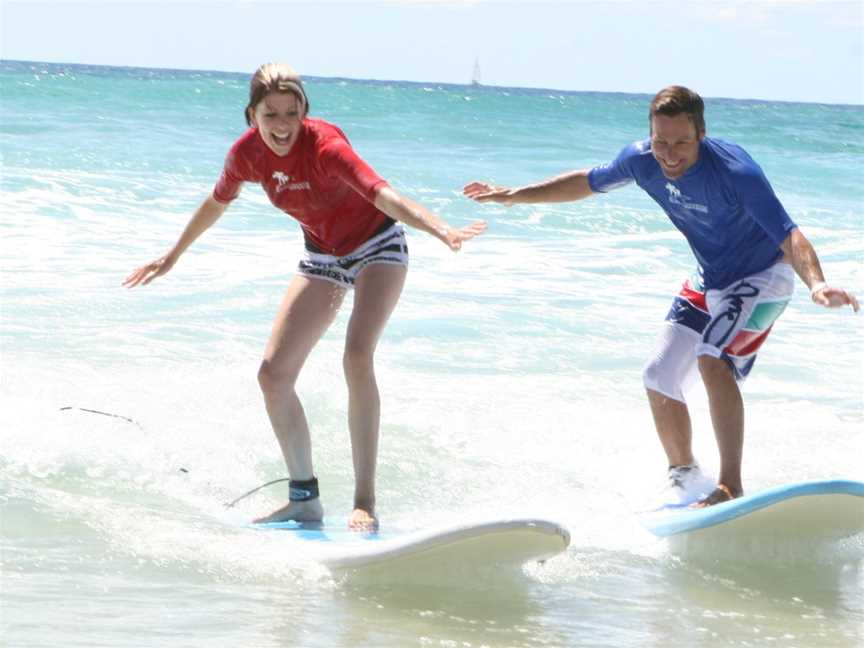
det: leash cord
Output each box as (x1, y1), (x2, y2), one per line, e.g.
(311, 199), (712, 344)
(224, 477), (291, 508)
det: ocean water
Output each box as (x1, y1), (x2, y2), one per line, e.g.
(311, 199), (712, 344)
(1, 60), (862, 647)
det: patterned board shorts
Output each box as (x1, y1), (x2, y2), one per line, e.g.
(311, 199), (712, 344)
(665, 262), (795, 380)
(297, 223), (409, 288)
(642, 263), (795, 402)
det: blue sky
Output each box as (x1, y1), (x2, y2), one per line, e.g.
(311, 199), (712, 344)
(2, 0), (862, 105)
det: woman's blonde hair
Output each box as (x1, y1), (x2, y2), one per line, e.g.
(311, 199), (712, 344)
(245, 63), (310, 125)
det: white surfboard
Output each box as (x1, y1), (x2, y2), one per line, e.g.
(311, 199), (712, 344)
(639, 479), (864, 543)
(254, 517), (570, 582)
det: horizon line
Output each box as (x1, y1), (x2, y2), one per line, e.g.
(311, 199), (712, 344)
(3, 58), (862, 109)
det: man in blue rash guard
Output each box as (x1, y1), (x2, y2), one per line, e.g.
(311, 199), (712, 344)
(463, 86), (859, 508)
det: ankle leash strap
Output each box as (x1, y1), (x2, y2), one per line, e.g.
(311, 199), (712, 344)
(289, 477), (320, 502)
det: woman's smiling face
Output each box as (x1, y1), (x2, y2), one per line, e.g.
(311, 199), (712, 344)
(250, 91), (304, 156)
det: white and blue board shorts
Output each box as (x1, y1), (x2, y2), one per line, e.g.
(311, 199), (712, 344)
(297, 222), (409, 288)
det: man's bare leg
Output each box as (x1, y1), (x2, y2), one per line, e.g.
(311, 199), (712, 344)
(695, 355), (745, 506)
(647, 388), (695, 467)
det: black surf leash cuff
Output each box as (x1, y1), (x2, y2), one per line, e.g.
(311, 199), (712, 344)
(289, 477), (319, 502)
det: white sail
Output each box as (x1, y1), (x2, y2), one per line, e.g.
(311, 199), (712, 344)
(471, 57), (482, 86)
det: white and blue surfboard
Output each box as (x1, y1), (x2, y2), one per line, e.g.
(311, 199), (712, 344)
(254, 517), (570, 582)
(639, 479), (864, 542)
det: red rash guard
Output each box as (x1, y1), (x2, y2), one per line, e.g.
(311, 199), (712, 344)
(212, 118), (392, 255)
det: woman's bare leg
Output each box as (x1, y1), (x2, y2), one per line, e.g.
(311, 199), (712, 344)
(342, 263), (407, 529)
(254, 275), (346, 523)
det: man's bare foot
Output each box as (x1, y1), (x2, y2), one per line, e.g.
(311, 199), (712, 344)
(253, 498), (324, 524)
(348, 507), (378, 532)
(690, 483), (742, 509)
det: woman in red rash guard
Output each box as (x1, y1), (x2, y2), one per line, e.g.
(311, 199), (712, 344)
(125, 63), (486, 530)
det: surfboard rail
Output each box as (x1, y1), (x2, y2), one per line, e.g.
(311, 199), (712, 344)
(640, 479), (864, 539)
(253, 516), (570, 578)
(324, 518), (570, 570)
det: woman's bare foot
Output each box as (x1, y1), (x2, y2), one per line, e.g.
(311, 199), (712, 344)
(348, 507), (378, 532)
(253, 498), (324, 524)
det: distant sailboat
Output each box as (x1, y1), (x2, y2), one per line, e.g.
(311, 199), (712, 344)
(471, 57), (482, 86)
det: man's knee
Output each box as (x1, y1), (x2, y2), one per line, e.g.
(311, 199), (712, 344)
(697, 353), (733, 381)
(643, 357), (686, 403)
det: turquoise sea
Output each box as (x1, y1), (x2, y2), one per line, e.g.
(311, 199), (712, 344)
(1, 60), (862, 647)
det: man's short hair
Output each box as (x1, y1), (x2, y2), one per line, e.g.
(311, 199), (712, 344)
(650, 86), (705, 135)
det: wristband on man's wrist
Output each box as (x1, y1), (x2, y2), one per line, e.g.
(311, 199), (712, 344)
(809, 281), (828, 300)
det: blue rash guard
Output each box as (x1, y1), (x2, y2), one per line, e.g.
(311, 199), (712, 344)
(588, 137), (798, 290)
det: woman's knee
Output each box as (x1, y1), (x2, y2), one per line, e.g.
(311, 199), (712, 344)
(342, 345), (375, 383)
(258, 359), (298, 395)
